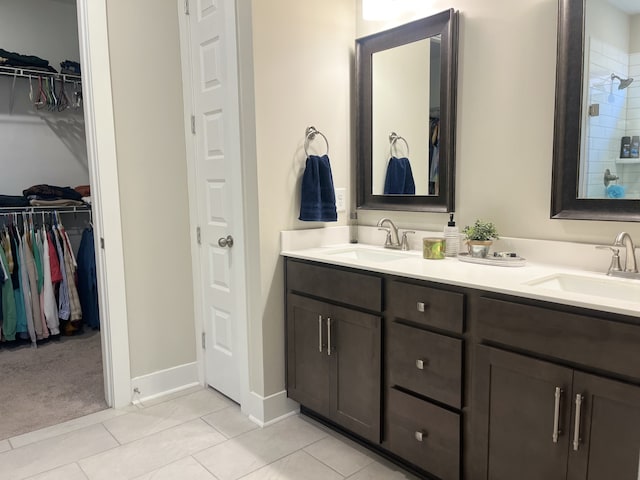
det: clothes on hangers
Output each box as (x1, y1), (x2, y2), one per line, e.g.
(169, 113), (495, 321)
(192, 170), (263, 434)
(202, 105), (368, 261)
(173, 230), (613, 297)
(0, 210), (95, 343)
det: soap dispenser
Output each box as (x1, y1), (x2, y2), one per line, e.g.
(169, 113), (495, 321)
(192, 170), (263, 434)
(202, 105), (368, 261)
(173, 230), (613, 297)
(444, 213), (459, 257)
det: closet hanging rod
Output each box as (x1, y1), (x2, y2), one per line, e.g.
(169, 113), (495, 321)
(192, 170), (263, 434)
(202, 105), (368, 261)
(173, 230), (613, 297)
(0, 65), (80, 84)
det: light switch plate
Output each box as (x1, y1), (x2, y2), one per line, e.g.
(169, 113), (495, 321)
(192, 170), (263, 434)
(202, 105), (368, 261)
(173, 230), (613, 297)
(335, 187), (346, 213)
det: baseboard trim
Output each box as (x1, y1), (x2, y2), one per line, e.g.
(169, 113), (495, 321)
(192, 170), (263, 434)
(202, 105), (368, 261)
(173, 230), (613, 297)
(130, 362), (200, 404)
(244, 389), (299, 426)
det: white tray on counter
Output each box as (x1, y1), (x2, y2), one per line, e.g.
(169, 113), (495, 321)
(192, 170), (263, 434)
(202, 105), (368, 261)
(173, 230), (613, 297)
(457, 252), (527, 267)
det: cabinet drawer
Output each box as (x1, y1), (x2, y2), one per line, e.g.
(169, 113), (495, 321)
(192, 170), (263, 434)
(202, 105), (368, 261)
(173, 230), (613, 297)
(387, 322), (462, 408)
(386, 280), (463, 334)
(386, 388), (460, 480)
(477, 297), (640, 380)
(286, 260), (382, 311)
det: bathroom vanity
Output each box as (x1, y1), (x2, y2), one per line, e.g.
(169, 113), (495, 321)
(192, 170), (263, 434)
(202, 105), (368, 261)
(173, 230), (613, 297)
(282, 234), (640, 480)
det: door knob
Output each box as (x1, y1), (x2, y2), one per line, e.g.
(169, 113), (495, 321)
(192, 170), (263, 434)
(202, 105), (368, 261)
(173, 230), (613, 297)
(218, 235), (234, 248)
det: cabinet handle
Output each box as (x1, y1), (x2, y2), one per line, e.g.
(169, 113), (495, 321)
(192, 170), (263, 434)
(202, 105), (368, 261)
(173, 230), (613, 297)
(327, 317), (332, 356)
(416, 359), (426, 370)
(318, 315), (323, 353)
(414, 430), (427, 442)
(552, 387), (563, 443)
(573, 394), (583, 451)
(417, 302), (426, 312)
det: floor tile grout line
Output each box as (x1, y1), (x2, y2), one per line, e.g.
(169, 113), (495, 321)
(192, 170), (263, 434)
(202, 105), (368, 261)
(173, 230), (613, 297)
(191, 454), (222, 480)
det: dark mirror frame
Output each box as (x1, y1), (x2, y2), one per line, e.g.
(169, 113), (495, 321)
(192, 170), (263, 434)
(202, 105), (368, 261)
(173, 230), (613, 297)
(551, 0), (640, 221)
(356, 9), (459, 212)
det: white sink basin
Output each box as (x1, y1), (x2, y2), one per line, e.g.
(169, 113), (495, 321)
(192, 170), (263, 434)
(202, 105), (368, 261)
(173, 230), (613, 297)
(526, 273), (640, 302)
(322, 246), (413, 263)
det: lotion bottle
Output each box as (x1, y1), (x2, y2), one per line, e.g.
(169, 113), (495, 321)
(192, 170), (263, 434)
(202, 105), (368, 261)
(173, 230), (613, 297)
(444, 213), (459, 257)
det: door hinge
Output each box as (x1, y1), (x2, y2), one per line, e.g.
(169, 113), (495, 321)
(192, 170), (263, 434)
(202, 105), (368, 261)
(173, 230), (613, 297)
(196, 226), (201, 245)
(100, 237), (105, 249)
(201, 331), (206, 349)
(184, 0), (190, 15)
(190, 115), (195, 134)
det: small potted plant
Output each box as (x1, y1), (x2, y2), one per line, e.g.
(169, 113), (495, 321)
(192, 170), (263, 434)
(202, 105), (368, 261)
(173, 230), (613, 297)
(462, 219), (499, 258)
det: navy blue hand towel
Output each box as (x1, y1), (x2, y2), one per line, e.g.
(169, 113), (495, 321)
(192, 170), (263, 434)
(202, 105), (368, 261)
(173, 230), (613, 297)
(299, 154), (337, 222)
(383, 156), (415, 194)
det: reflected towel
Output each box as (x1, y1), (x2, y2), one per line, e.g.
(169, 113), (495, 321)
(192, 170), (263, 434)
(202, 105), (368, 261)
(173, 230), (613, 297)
(606, 184), (625, 199)
(299, 154), (337, 222)
(383, 157), (415, 194)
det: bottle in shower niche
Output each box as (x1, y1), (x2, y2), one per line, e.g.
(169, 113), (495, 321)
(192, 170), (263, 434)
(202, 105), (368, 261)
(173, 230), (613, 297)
(631, 136), (640, 158)
(444, 213), (459, 257)
(621, 136), (631, 158)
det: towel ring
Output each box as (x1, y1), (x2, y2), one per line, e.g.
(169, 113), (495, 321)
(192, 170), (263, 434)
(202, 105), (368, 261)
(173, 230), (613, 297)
(389, 132), (410, 158)
(304, 126), (329, 157)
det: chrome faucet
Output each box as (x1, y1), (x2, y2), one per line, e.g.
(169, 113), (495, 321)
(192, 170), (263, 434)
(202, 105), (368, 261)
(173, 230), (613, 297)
(376, 217), (414, 250)
(377, 217), (401, 249)
(613, 232), (638, 274)
(598, 232), (640, 278)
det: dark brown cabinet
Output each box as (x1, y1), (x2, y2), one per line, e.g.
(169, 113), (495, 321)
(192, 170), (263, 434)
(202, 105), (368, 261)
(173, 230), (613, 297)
(285, 256), (640, 480)
(285, 261), (382, 443)
(473, 297), (640, 480)
(385, 279), (464, 480)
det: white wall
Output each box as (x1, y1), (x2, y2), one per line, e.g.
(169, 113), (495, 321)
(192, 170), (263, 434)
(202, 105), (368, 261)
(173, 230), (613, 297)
(106, 0), (196, 378)
(250, 0), (355, 396)
(0, 0), (88, 195)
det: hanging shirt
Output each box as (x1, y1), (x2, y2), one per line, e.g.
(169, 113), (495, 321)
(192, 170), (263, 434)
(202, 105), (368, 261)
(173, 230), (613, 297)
(18, 234), (36, 344)
(10, 226), (27, 335)
(59, 227), (82, 322)
(53, 226), (70, 321)
(0, 244), (17, 340)
(23, 232), (47, 340)
(41, 228), (59, 335)
(77, 227), (99, 329)
(47, 230), (62, 284)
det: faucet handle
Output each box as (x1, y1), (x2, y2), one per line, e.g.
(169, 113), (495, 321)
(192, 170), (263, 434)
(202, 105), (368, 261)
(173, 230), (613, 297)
(378, 227), (392, 247)
(400, 230), (415, 251)
(596, 245), (622, 274)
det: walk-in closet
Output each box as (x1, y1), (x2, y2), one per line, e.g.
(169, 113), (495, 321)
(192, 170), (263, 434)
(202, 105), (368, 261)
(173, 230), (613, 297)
(0, 0), (106, 440)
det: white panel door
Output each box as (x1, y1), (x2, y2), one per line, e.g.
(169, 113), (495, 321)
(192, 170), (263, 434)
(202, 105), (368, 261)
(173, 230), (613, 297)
(189, 0), (245, 402)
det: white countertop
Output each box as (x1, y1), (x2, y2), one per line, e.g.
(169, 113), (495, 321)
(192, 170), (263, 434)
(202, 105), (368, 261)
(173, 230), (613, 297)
(281, 227), (640, 319)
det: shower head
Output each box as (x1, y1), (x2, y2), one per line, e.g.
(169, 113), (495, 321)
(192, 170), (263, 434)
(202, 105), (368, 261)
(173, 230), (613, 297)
(611, 73), (634, 90)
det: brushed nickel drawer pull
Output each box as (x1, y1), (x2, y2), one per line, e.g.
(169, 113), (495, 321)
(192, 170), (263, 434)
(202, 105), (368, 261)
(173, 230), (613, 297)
(416, 359), (426, 370)
(552, 386), (562, 443)
(417, 302), (425, 312)
(327, 317), (332, 356)
(573, 393), (583, 451)
(414, 430), (427, 442)
(318, 315), (323, 353)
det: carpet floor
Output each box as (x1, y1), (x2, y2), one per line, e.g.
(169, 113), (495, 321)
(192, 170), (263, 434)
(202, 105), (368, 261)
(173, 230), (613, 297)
(0, 330), (107, 440)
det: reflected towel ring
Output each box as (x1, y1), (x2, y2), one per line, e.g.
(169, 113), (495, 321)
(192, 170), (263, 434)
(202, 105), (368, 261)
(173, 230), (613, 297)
(304, 126), (329, 157)
(389, 132), (410, 158)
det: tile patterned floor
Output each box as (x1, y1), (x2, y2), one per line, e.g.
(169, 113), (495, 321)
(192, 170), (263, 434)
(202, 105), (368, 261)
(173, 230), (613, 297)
(0, 387), (420, 480)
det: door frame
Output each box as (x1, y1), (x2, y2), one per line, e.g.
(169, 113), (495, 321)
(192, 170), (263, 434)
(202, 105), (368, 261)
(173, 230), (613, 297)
(76, 0), (131, 408)
(177, 0), (253, 411)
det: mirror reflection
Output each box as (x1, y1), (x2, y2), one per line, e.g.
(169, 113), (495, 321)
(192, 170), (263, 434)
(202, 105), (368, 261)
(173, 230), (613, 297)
(371, 36), (441, 196)
(580, 0), (640, 200)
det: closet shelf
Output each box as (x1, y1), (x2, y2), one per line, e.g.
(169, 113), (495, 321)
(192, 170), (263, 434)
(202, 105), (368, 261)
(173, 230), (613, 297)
(0, 205), (91, 214)
(0, 65), (80, 83)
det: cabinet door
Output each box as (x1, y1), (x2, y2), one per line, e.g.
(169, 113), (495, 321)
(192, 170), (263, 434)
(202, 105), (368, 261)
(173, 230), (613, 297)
(472, 346), (573, 480)
(329, 303), (382, 443)
(567, 372), (640, 480)
(286, 294), (330, 415)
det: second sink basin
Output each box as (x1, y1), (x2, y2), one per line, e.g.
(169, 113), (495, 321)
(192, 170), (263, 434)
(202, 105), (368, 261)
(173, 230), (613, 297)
(526, 273), (640, 302)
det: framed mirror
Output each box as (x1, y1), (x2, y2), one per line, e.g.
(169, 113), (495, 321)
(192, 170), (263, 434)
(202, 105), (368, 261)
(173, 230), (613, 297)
(356, 9), (459, 212)
(552, 0), (640, 221)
